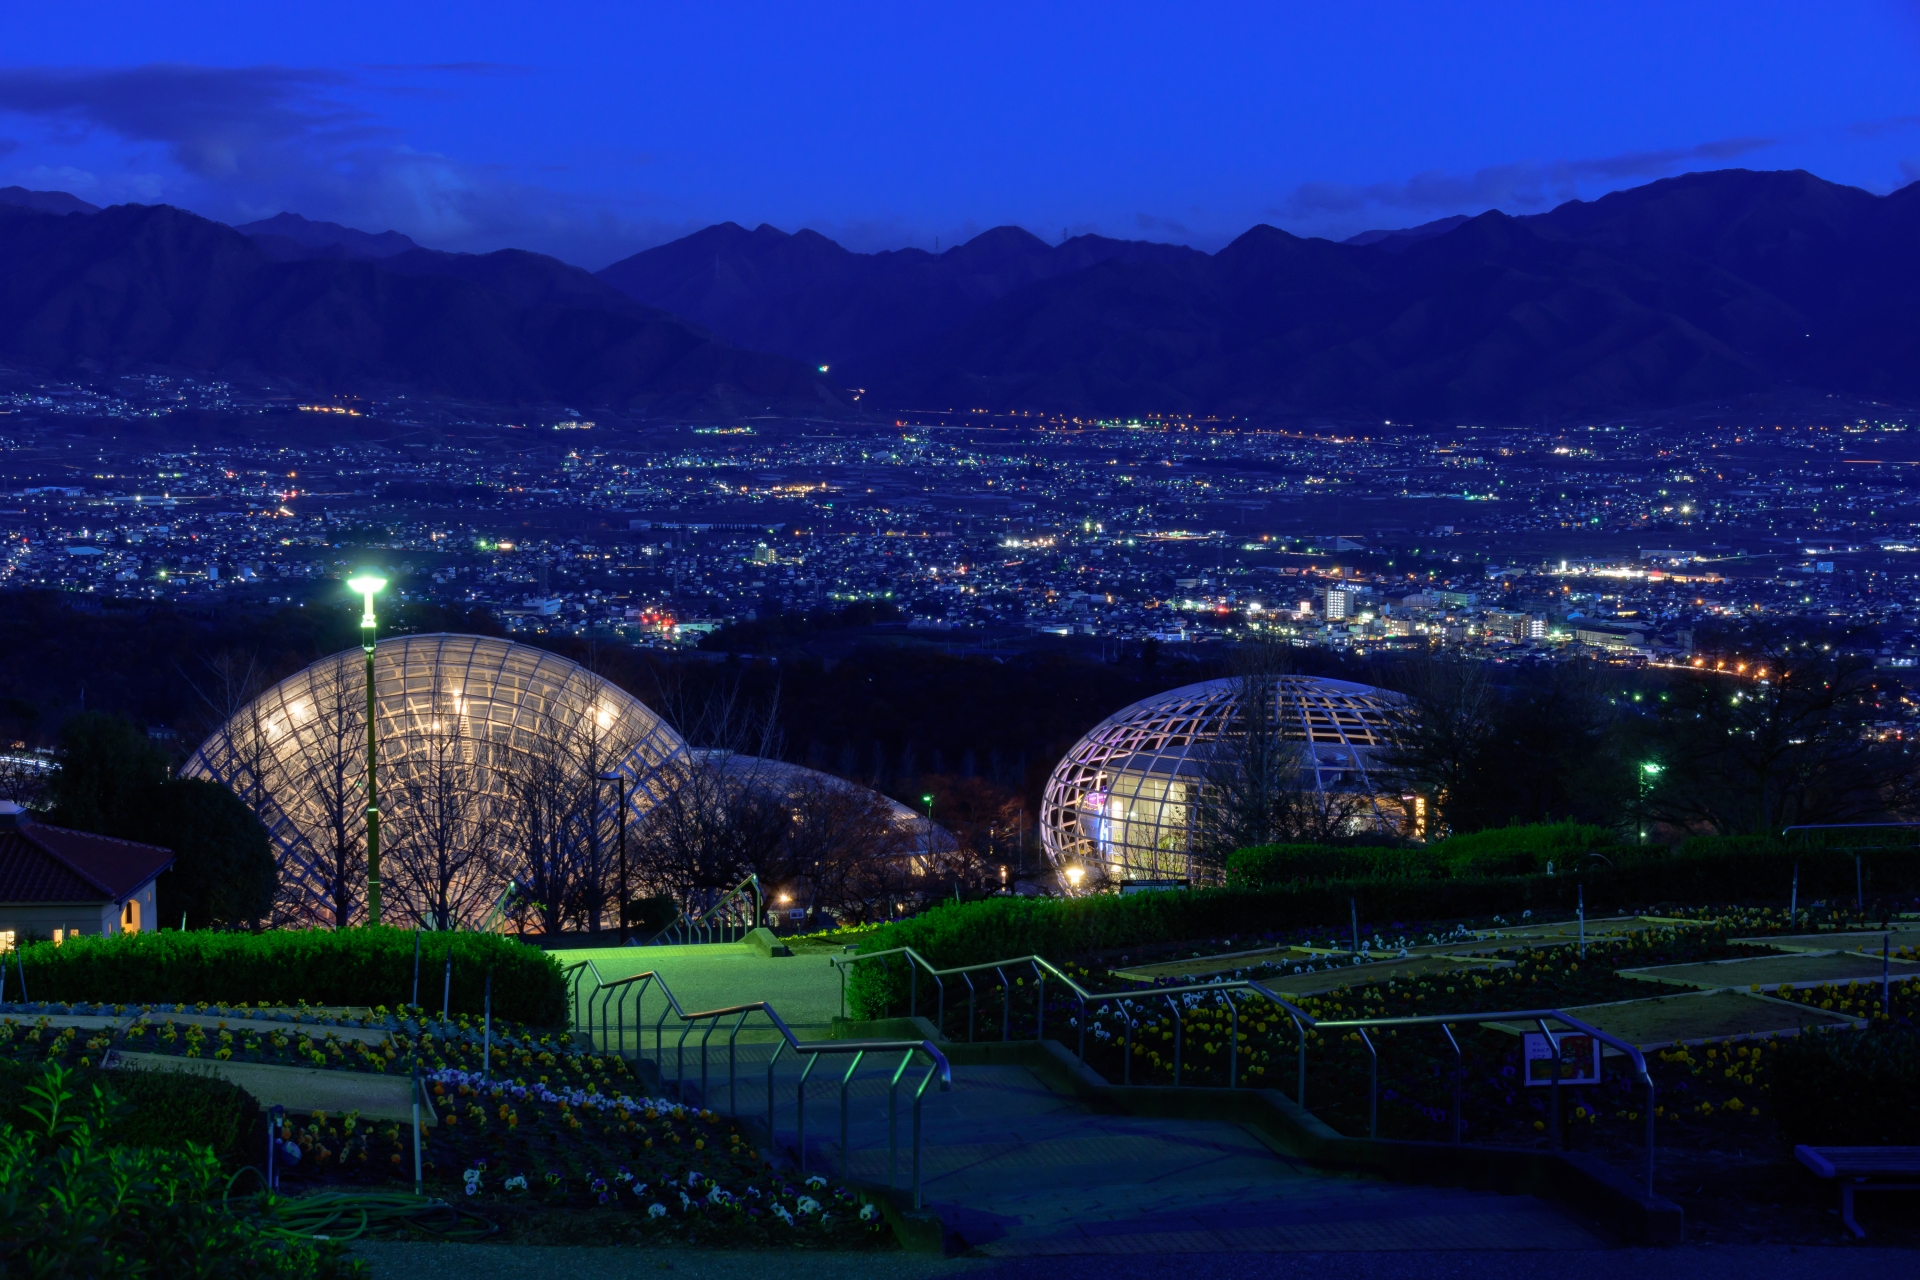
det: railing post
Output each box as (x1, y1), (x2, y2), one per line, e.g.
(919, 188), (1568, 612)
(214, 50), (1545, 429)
(996, 967), (1010, 1042)
(839, 1050), (865, 1178)
(1536, 1019), (1561, 1152)
(728, 1011), (748, 1114)
(796, 1053), (820, 1174)
(1440, 1021), (1463, 1145)
(888, 1051), (911, 1190)
(1291, 1013), (1307, 1108)
(1226, 992), (1239, 1089)
(1077, 993), (1087, 1061)
(1166, 995), (1182, 1086)
(1032, 961), (1045, 1042)
(913, 1066), (930, 1210)
(1123, 1005), (1132, 1085)
(765, 1039), (787, 1145)
(1358, 1025), (1377, 1140)
(964, 973), (977, 1043)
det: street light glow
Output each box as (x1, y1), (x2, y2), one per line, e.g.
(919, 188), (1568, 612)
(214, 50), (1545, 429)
(347, 574), (386, 628)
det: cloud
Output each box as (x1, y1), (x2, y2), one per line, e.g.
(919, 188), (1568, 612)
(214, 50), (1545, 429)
(0, 62), (678, 265)
(1282, 136), (1782, 221)
(1852, 115), (1920, 138)
(1135, 212), (1191, 235)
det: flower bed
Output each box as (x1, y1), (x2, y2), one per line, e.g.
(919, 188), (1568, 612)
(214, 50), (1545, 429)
(0, 1002), (622, 1094)
(0, 1000), (892, 1247)
(272, 1071), (889, 1246)
(905, 913), (1914, 1156)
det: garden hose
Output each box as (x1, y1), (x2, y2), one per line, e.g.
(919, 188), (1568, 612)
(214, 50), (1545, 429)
(225, 1180), (498, 1243)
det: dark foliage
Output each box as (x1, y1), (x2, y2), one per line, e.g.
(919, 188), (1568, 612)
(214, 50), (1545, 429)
(141, 779), (277, 930)
(0, 1057), (259, 1162)
(1771, 1026), (1920, 1145)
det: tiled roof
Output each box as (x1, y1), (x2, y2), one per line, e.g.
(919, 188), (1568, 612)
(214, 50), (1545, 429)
(0, 818), (174, 904)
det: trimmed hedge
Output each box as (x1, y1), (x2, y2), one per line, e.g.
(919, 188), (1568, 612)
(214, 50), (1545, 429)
(1771, 1026), (1920, 1145)
(8, 927), (567, 1027)
(1224, 823), (1629, 890)
(847, 845), (1920, 1017)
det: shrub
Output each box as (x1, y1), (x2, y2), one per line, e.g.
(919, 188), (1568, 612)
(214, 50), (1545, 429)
(1428, 823), (1623, 876)
(0, 1058), (260, 1162)
(1224, 843), (1433, 889)
(1770, 1026), (1920, 1145)
(13, 927), (567, 1027)
(143, 778), (278, 930)
(0, 1064), (361, 1277)
(846, 845), (1920, 1017)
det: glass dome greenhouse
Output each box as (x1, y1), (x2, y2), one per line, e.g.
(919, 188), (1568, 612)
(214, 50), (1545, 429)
(1039, 674), (1403, 886)
(184, 634), (687, 928)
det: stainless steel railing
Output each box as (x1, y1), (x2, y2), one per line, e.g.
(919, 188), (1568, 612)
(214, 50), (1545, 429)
(837, 945), (1658, 1195)
(647, 874), (764, 945)
(562, 958), (950, 1207)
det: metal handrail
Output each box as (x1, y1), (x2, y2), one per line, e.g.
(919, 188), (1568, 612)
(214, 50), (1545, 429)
(834, 946), (1316, 1101)
(838, 945), (1660, 1195)
(650, 873), (764, 945)
(562, 957), (951, 1208)
(1310, 1007), (1658, 1195)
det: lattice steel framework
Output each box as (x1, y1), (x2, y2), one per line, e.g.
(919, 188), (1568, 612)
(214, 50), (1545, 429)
(184, 634), (687, 927)
(1040, 675), (1402, 884)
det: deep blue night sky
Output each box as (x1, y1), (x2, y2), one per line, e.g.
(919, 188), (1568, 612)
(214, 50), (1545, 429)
(6, 2), (1920, 267)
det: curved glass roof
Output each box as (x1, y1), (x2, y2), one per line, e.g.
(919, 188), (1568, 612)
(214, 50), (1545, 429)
(184, 634), (686, 928)
(1040, 675), (1401, 885)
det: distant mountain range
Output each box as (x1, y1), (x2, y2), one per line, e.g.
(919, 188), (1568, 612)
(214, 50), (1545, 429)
(599, 170), (1920, 420)
(2, 170), (1919, 421)
(0, 198), (840, 414)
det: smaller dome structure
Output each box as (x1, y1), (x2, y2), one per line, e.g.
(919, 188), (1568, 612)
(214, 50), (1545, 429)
(1040, 675), (1403, 885)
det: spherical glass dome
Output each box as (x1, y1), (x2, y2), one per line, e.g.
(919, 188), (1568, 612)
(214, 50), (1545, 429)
(1040, 674), (1402, 885)
(184, 634), (686, 927)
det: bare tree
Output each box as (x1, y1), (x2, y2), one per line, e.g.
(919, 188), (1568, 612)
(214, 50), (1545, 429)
(280, 657), (369, 927)
(1191, 640), (1306, 877)
(1377, 653), (1498, 840)
(384, 699), (499, 930)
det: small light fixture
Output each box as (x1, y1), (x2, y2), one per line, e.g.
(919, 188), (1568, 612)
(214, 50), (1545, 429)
(346, 573), (386, 628)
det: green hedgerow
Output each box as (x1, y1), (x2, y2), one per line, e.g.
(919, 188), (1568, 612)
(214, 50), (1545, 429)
(12, 927), (567, 1027)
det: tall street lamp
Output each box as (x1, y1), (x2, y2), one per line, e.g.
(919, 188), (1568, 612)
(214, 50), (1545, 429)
(348, 574), (387, 923)
(922, 793), (935, 867)
(598, 771), (630, 944)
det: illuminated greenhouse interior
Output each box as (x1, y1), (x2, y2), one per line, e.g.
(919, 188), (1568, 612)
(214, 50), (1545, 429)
(1040, 674), (1402, 885)
(184, 633), (687, 927)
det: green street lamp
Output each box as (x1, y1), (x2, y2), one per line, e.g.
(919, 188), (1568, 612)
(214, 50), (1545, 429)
(1637, 761), (1663, 845)
(348, 574), (387, 924)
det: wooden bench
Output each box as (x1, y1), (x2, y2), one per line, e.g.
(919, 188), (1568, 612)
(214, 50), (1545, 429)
(1794, 1145), (1920, 1237)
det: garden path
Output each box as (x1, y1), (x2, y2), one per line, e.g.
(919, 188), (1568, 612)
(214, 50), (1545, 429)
(563, 941), (848, 1045)
(666, 1046), (1602, 1254)
(573, 947), (1602, 1252)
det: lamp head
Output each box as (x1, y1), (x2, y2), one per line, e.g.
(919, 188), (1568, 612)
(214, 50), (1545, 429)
(346, 574), (386, 628)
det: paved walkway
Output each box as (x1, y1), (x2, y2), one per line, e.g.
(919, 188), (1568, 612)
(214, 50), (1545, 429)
(574, 943), (1599, 1254)
(345, 1245), (1920, 1279)
(658, 1046), (1596, 1254)
(563, 942), (848, 1047)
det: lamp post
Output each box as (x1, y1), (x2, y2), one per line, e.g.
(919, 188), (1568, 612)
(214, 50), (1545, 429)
(348, 574), (387, 923)
(597, 771), (629, 944)
(1638, 761), (1664, 845)
(922, 792), (935, 867)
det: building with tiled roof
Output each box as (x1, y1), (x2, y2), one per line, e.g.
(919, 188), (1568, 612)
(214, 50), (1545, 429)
(0, 801), (173, 947)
